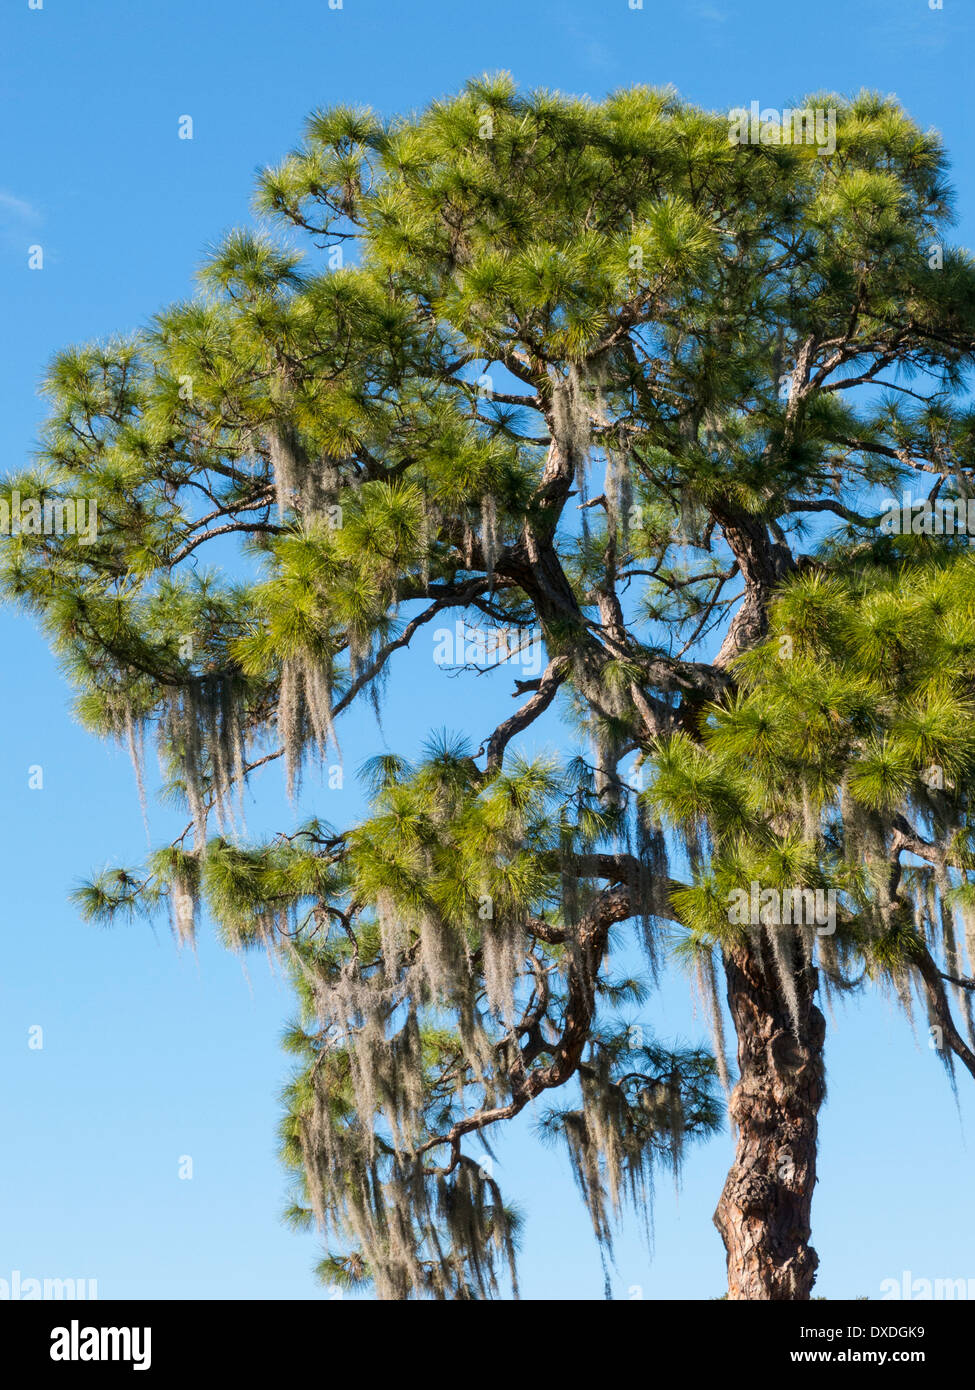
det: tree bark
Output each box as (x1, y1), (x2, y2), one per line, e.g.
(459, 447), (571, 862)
(713, 928), (826, 1300)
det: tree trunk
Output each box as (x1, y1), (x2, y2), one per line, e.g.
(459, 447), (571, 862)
(713, 928), (826, 1299)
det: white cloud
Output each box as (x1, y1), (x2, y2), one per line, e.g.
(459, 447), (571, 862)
(0, 190), (41, 223)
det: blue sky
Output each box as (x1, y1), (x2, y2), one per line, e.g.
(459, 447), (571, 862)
(2, 0), (974, 1301)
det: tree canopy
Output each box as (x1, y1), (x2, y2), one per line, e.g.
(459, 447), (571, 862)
(6, 76), (975, 1299)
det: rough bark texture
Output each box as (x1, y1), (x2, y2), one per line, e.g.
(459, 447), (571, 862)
(713, 930), (826, 1300)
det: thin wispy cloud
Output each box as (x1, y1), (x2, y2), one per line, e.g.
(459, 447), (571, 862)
(0, 190), (41, 223)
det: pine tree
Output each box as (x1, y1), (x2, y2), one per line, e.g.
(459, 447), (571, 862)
(6, 77), (975, 1299)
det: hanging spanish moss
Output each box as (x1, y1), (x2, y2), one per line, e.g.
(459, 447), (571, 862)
(765, 923), (802, 1037)
(801, 781), (818, 844)
(268, 421), (341, 521)
(161, 674), (248, 849)
(892, 962), (918, 1036)
(550, 363), (594, 498)
(554, 1080), (648, 1252)
(418, 489), (433, 591)
(542, 1043), (711, 1261)
(697, 949), (731, 1094)
(268, 421), (306, 521)
(480, 493), (499, 586)
(103, 693), (151, 838)
(605, 435), (634, 545)
(575, 650), (628, 812)
(593, 718), (621, 809)
(284, 893), (525, 1298)
(584, 354), (632, 548)
(279, 655), (337, 800)
(480, 908), (526, 1027)
(169, 868), (198, 949)
(681, 817), (707, 880)
(267, 726), (722, 1302)
(122, 701), (149, 832)
(634, 798), (669, 978)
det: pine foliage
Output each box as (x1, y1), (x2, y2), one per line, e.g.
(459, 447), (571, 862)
(6, 79), (975, 1296)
